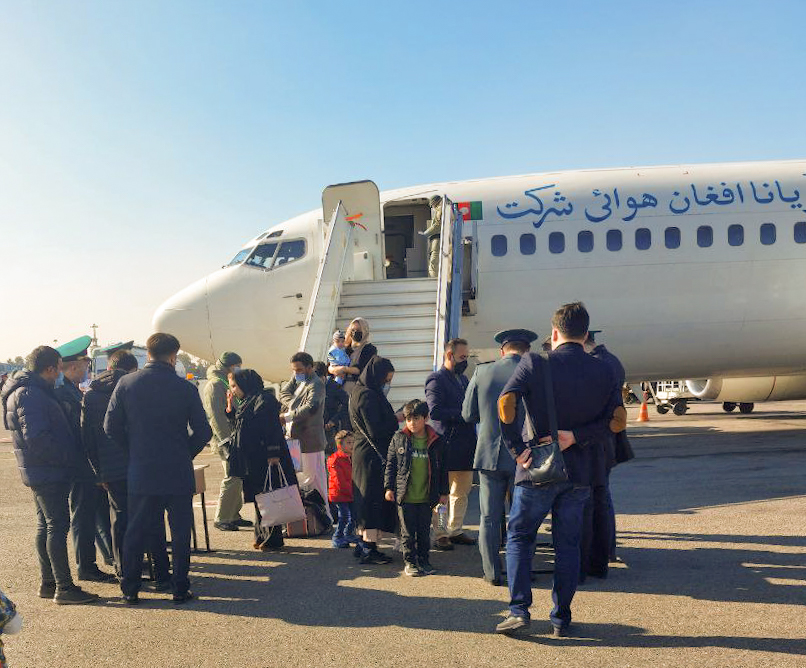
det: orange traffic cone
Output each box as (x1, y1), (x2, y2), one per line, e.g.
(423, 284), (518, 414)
(636, 401), (650, 422)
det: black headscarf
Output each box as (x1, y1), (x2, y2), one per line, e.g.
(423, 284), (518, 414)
(356, 356), (394, 393)
(232, 369), (264, 418)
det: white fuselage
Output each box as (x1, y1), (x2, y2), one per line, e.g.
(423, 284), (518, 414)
(154, 159), (806, 385)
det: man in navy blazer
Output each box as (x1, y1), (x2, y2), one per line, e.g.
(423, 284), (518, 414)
(425, 338), (477, 550)
(105, 333), (212, 605)
(462, 328), (537, 585)
(495, 303), (617, 637)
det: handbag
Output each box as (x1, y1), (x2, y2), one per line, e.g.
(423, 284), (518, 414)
(255, 464), (306, 528)
(522, 353), (569, 486)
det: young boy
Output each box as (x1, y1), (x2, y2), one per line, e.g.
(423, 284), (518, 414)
(384, 400), (448, 576)
(327, 330), (351, 385)
(327, 430), (356, 548)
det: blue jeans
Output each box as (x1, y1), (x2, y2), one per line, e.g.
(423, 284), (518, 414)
(478, 470), (514, 581)
(32, 482), (74, 589)
(506, 482), (591, 627)
(333, 502), (354, 539)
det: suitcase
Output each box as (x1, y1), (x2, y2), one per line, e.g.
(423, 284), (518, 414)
(286, 505), (330, 538)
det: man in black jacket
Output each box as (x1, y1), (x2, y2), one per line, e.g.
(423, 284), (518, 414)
(1, 346), (98, 605)
(314, 362), (349, 456)
(104, 333), (212, 605)
(495, 303), (617, 637)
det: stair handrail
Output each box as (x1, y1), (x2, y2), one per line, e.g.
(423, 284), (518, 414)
(299, 201), (355, 361)
(432, 201), (463, 370)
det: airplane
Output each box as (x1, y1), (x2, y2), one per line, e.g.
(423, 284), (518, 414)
(153, 158), (806, 412)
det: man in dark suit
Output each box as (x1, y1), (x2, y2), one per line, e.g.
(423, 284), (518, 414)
(462, 328), (537, 585)
(104, 333), (212, 605)
(495, 303), (617, 637)
(425, 338), (477, 550)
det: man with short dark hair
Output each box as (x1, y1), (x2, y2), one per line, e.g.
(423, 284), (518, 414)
(425, 337), (477, 550)
(203, 351), (251, 532)
(463, 328), (537, 585)
(495, 302), (617, 637)
(105, 333), (212, 605)
(280, 351), (329, 514)
(1, 346), (98, 605)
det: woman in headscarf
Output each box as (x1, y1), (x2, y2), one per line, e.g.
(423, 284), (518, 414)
(341, 317), (378, 396)
(226, 369), (297, 551)
(348, 356), (399, 564)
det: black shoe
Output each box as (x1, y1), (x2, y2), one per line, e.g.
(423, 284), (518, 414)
(359, 549), (392, 565)
(353, 542), (365, 559)
(214, 521), (239, 531)
(495, 615), (530, 634)
(53, 586), (99, 605)
(38, 582), (56, 598)
(433, 537), (454, 551)
(551, 624), (569, 637)
(484, 576), (507, 586)
(121, 594), (140, 606)
(78, 569), (118, 583)
(152, 580), (172, 592)
(449, 533), (477, 546)
(173, 590), (194, 605)
(233, 517), (254, 527)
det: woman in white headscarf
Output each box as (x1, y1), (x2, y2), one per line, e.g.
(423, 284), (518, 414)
(341, 317), (377, 396)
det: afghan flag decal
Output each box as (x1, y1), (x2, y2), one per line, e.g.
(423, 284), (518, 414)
(457, 201), (483, 221)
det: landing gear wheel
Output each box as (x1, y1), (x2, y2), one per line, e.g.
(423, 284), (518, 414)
(656, 404), (670, 415)
(672, 401), (688, 416)
(739, 402), (755, 414)
(722, 402), (737, 413)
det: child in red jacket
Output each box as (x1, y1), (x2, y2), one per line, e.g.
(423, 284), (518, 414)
(328, 430), (356, 548)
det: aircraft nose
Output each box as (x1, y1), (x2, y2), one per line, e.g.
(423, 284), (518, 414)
(152, 277), (214, 359)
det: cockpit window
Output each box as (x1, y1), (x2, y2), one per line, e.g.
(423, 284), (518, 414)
(274, 239), (306, 267)
(245, 242), (279, 269)
(227, 247), (254, 267)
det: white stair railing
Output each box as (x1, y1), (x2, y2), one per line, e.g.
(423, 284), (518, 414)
(432, 201), (464, 370)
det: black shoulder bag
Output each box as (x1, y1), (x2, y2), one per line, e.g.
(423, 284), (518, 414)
(522, 353), (569, 486)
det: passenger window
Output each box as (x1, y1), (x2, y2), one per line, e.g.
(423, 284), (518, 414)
(491, 234), (507, 257)
(606, 229), (622, 251)
(795, 221), (806, 244)
(245, 242), (278, 269)
(578, 231), (593, 253)
(665, 227), (681, 249)
(697, 226), (713, 248)
(635, 228), (651, 250)
(549, 232), (565, 254)
(274, 239), (306, 267)
(760, 223), (776, 245)
(519, 233), (535, 255)
(728, 224), (744, 246)
(227, 247), (253, 266)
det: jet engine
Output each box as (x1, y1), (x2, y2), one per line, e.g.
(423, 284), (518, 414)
(685, 374), (806, 403)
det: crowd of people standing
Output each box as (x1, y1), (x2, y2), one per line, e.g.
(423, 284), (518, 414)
(1, 303), (630, 639)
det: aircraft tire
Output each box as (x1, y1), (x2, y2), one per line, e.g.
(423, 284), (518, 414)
(672, 401), (688, 416)
(722, 402), (737, 412)
(656, 404), (670, 415)
(739, 402), (755, 414)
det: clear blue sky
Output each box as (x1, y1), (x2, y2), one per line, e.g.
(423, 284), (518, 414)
(1, 1), (804, 359)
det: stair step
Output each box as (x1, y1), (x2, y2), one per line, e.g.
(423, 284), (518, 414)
(362, 329), (433, 344)
(342, 278), (437, 296)
(340, 292), (437, 308)
(337, 303), (435, 320)
(374, 341), (433, 359)
(388, 370), (432, 387)
(336, 315), (434, 332)
(376, 355), (432, 372)
(388, 387), (427, 405)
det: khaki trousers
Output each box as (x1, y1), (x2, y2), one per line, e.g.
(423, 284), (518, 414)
(214, 454), (244, 524)
(432, 470), (474, 538)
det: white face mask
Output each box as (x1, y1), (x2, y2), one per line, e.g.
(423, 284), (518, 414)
(230, 366), (241, 373)
(382, 383), (391, 396)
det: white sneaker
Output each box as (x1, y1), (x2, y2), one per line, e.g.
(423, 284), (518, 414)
(403, 563), (422, 577)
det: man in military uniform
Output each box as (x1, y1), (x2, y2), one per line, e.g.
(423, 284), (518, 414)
(421, 195), (443, 278)
(495, 303), (618, 637)
(55, 336), (116, 583)
(462, 328), (537, 586)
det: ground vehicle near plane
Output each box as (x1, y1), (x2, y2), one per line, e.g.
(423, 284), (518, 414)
(154, 159), (806, 409)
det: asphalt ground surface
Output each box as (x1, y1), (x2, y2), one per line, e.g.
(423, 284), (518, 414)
(1, 401), (805, 667)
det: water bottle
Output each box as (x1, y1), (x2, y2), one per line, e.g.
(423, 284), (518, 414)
(437, 503), (448, 534)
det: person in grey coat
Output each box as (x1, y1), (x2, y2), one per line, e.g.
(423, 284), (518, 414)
(462, 328), (537, 585)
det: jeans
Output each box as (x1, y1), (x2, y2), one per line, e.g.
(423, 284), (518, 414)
(214, 452), (244, 524)
(506, 482), (590, 628)
(478, 470), (514, 581)
(122, 493), (192, 596)
(398, 503), (432, 566)
(31, 482), (74, 589)
(333, 502), (354, 539)
(70, 481), (101, 576)
(106, 480), (129, 576)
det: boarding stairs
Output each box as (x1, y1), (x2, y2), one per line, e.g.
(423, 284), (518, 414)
(299, 180), (463, 408)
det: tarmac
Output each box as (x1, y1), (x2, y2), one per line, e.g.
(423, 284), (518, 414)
(1, 401), (805, 667)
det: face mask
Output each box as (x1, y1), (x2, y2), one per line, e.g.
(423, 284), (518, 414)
(454, 360), (469, 376)
(230, 366), (241, 374)
(54, 371), (65, 388)
(352, 330), (363, 343)
(382, 383), (391, 396)
(294, 373), (307, 383)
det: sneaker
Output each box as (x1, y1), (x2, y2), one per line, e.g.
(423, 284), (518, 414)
(495, 614), (530, 634)
(38, 581), (56, 599)
(449, 533), (477, 546)
(359, 549), (393, 565)
(77, 569), (118, 583)
(403, 563), (421, 576)
(353, 542), (365, 559)
(419, 562), (437, 575)
(433, 537), (454, 551)
(213, 521), (239, 531)
(233, 517), (254, 528)
(121, 594), (140, 606)
(53, 586), (99, 605)
(172, 590), (194, 605)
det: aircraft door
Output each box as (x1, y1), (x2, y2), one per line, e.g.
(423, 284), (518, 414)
(322, 180), (384, 281)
